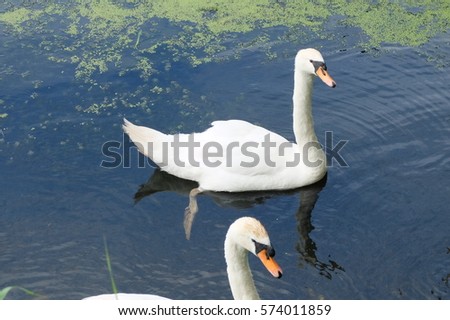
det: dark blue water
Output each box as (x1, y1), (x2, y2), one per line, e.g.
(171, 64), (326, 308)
(1, 6), (449, 300)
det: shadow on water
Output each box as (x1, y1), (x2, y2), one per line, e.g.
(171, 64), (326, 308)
(134, 169), (344, 280)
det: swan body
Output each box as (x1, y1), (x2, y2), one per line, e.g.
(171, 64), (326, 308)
(123, 48), (336, 193)
(84, 293), (169, 300)
(84, 217), (282, 300)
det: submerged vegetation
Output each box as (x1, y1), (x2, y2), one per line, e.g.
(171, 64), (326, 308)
(0, 0), (448, 114)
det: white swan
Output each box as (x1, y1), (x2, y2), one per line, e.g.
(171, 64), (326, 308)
(123, 48), (336, 216)
(84, 217), (282, 300)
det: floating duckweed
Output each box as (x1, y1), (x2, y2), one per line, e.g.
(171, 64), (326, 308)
(0, 0), (448, 116)
(340, 0), (450, 48)
(0, 7), (43, 32)
(136, 58), (155, 80)
(32, 80), (43, 89)
(151, 86), (164, 94)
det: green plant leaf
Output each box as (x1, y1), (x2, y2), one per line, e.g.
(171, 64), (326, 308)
(0, 287), (14, 300)
(0, 286), (39, 300)
(104, 236), (118, 296)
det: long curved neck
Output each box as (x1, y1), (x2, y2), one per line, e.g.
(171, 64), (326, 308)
(224, 238), (260, 300)
(293, 69), (318, 146)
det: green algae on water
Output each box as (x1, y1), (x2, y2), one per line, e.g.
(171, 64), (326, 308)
(0, 0), (448, 114)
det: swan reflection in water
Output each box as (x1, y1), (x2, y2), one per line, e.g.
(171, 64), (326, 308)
(134, 169), (344, 279)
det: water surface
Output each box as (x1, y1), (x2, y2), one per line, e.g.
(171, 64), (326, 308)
(0, 1), (449, 300)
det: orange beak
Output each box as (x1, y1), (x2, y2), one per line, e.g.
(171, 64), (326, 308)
(257, 249), (283, 278)
(316, 66), (336, 88)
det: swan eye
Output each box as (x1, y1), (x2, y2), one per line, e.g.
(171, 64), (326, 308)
(310, 60), (327, 71)
(252, 239), (275, 258)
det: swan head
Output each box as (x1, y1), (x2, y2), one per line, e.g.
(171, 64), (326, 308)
(295, 48), (336, 88)
(226, 217), (283, 278)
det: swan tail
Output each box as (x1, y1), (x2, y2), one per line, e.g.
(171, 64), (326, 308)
(122, 118), (169, 165)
